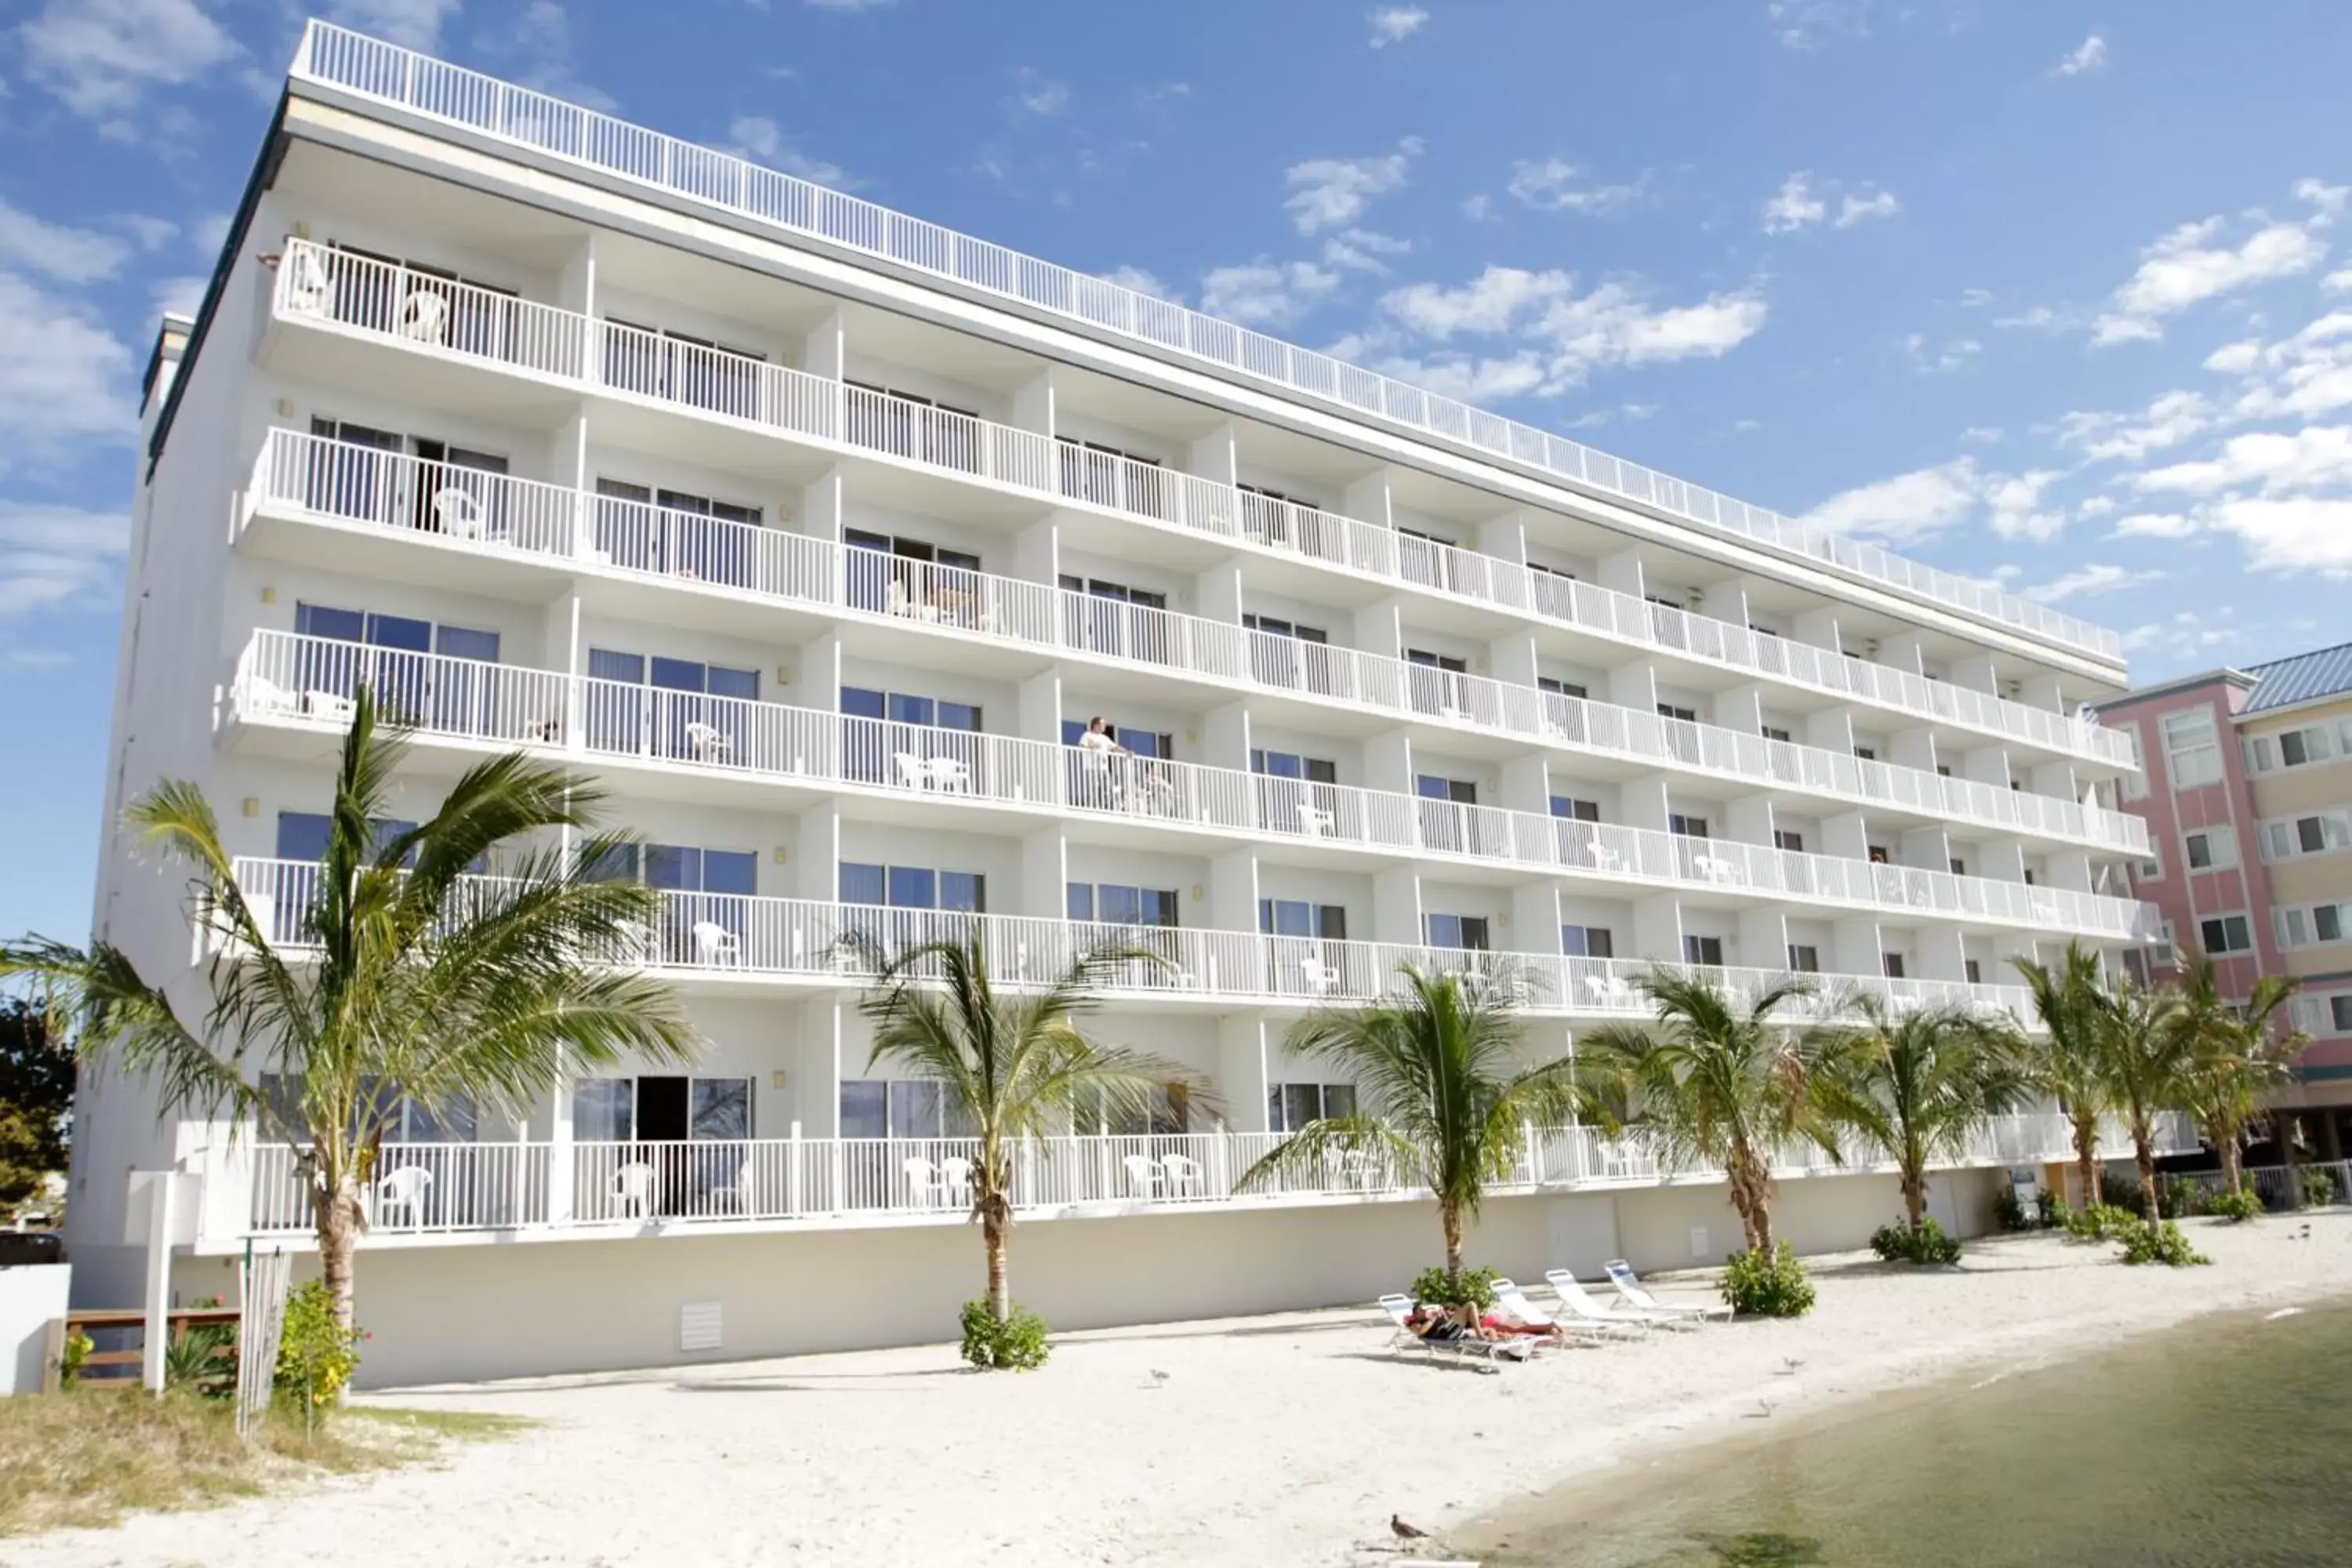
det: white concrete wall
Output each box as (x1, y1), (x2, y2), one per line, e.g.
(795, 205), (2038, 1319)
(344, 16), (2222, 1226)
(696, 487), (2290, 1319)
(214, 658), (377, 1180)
(1, 1265), (72, 1395)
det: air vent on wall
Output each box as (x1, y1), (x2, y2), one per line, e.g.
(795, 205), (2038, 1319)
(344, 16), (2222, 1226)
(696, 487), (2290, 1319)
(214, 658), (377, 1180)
(680, 1300), (723, 1353)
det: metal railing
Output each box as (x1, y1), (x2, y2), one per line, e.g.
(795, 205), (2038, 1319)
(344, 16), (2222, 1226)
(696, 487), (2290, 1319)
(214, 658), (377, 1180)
(260, 263), (2132, 772)
(234, 442), (2154, 855)
(287, 21), (2125, 664)
(224, 636), (2157, 939)
(222, 1109), (2195, 1241)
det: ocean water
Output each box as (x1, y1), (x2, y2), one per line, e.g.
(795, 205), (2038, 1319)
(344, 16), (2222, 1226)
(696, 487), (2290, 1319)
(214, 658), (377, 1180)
(1457, 1299), (2352, 1567)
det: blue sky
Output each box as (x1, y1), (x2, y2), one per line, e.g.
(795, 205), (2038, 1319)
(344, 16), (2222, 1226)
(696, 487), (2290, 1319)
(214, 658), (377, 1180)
(2, 0), (2350, 942)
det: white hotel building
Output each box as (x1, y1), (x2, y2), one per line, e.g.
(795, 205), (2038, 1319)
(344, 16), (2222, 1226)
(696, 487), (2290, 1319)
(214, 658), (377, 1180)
(73, 24), (2169, 1385)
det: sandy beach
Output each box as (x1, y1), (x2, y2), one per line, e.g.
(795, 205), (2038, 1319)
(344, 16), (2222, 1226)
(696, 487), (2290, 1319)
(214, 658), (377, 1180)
(17, 1215), (2352, 1568)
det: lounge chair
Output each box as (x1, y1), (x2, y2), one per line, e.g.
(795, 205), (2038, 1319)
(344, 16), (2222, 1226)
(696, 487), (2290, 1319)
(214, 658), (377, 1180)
(1543, 1269), (1690, 1334)
(1490, 1276), (1621, 1343)
(1605, 1258), (1734, 1322)
(1374, 1294), (1533, 1369)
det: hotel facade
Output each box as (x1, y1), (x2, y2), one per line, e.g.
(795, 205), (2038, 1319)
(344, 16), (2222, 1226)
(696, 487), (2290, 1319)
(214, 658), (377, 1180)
(72, 24), (2172, 1385)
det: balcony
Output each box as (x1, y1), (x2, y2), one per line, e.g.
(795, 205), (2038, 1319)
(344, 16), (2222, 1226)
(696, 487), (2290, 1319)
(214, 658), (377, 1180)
(238, 434), (2155, 858)
(289, 21), (2126, 666)
(228, 855), (2074, 1019)
(224, 632), (2157, 941)
(259, 238), (2130, 774)
(203, 1109), (2196, 1249)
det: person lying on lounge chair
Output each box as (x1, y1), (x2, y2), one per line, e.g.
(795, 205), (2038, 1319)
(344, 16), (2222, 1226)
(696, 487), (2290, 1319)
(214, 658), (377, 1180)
(1409, 1304), (1564, 1347)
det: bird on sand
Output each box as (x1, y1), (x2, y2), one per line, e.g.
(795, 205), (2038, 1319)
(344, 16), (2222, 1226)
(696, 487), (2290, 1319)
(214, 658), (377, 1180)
(1149, 1369), (1171, 1387)
(1391, 1514), (1430, 1541)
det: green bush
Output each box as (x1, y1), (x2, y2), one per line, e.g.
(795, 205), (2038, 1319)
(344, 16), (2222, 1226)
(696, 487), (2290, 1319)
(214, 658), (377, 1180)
(165, 1297), (237, 1396)
(1871, 1217), (1963, 1265)
(2117, 1218), (2211, 1266)
(2304, 1167), (2339, 1207)
(2063, 1203), (2137, 1243)
(58, 1330), (92, 1385)
(1991, 1185), (2031, 1233)
(274, 1281), (362, 1406)
(1721, 1242), (1816, 1317)
(1408, 1265), (1500, 1313)
(959, 1298), (1050, 1370)
(2205, 1186), (2264, 1223)
(2035, 1189), (2065, 1229)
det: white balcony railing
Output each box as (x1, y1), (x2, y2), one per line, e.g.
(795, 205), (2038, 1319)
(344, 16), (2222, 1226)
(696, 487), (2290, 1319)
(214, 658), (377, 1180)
(259, 242), (2132, 775)
(241, 437), (2154, 858)
(226, 855), (2085, 1018)
(286, 21), (2125, 666)
(221, 1109), (2198, 1242)
(225, 633), (2158, 941)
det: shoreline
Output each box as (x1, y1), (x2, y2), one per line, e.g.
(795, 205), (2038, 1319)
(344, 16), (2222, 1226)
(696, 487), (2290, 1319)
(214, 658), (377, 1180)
(13, 1216), (2352, 1566)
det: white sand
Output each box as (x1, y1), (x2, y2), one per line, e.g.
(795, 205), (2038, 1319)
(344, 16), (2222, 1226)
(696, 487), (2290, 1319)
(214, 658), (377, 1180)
(21, 1216), (2352, 1567)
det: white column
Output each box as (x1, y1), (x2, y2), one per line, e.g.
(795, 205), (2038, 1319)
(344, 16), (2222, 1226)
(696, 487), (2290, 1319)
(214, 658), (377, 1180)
(140, 1174), (178, 1396)
(548, 1082), (575, 1224)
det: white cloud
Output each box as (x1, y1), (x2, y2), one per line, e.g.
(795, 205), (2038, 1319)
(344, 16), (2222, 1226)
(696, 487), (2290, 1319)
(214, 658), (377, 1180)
(2111, 512), (2198, 539)
(501, 0), (615, 111)
(1322, 227), (1410, 274)
(1802, 456), (2073, 546)
(0, 199), (130, 285)
(1461, 193), (1494, 222)
(1760, 173), (1828, 235)
(1284, 140), (1421, 234)
(117, 214), (177, 252)
(0, 501), (129, 618)
(1766, 0), (1878, 49)
(2120, 608), (2259, 662)
(19, 0), (239, 121)
(1835, 187), (1901, 228)
(2050, 34), (2107, 78)
(0, 272), (134, 466)
(2325, 269), (2352, 294)
(1099, 265), (1181, 303)
(1367, 6), (1428, 46)
(2055, 390), (2218, 464)
(1506, 159), (1645, 216)
(0, 648), (75, 674)
(725, 115), (855, 187)
(2297, 178), (2350, 222)
(2025, 562), (2163, 603)
(1198, 260), (1340, 327)
(324, 0), (461, 51)
(150, 274), (207, 319)
(1993, 305), (2063, 331)
(1984, 469), (2067, 542)
(2129, 424), (2352, 499)
(1960, 426), (2003, 445)
(2076, 495), (2116, 518)
(2202, 495), (2352, 576)
(1902, 333), (1980, 375)
(2093, 210), (2328, 346)
(1012, 68), (1069, 117)
(1956, 287), (1995, 308)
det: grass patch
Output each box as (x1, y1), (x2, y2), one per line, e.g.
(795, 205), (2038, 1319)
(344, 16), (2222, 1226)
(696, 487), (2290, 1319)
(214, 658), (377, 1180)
(0, 1389), (531, 1538)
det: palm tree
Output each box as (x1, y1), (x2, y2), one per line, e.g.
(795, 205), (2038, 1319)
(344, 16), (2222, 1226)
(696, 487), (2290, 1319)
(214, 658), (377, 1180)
(2175, 955), (2303, 1197)
(2094, 980), (2196, 1225)
(1236, 966), (1595, 1283)
(1577, 971), (1841, 1256)
(0, 689), (698, 1330)
(856, 933), (1199, 1326)
(2012, 943), (2113, 1210)
(1820, 993), (2032, 1232)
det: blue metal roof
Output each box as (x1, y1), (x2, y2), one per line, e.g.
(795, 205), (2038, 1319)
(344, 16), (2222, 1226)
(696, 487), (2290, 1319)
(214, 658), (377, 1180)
(2241, 640), (2352, 716)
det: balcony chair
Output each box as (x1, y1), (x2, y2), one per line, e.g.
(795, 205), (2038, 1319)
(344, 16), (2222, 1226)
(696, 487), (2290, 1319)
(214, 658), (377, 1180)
(683, 722), (735, 764)
(1587, 842), (1624, 873)
(304, 689), (358, 724)
(611, 920), (655, 964)
(374, 1164), (434, 1229)
(936, 1156), (974, 1210)
(1296, 800), (1336, 837)
(430, 486), (486, 540)
(242, 674), (299, 717)
(1300, 957), (1341, 995)
(398, 289), (450, 346)
(1584, 974), (1636, 1008)
(689, 921), (740, 967)
(611, 1160), (657, 1220)
(1160, 1152), (1205, 1199)
(283, 246), (334, 316)
(927, 757), (974, 793)
(1122, 1153), (1166, 1200)
(892, 752), (931, 790)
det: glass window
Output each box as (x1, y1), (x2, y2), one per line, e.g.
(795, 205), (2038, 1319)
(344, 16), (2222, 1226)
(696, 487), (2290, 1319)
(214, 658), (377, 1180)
(2163, 707), (2223, 789)
(2118, 726), (2148, 800)
(887, 866), (936, 909)
(839, 1080), (887, 1139)
(573, 1078), (633, 1142)
(1684, 935), (1725, 966)
(2335, 996), (2352, 1033)
(1788, 944), (1820, 973)
(2184, 827), (2237, 870)
(1561, 925), (1614, 959)
(690, 1079), (751, 1140)
(1551, 796), (1601, 823)
(889, 1080), (945, 1138)
(840, 862), (887, 905)
(2200, 914), (2253, 954)
(1425, 913), (1490, 951)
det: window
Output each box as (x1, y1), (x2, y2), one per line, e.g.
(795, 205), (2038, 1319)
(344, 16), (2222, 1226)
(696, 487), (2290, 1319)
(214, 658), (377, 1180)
(1561, 925), (1615, 959)
(604, 316), (767, 417)
(1853, 746), (1877, 762)
(838, 1079), (975, 1139)
(1936, 765), (1953, 778)
(2118, 726), (2149, 800)
(1786, 943), (1820, 973)
(583, 647), (758, 758)
(274, 810), (418, 865)
(1406, 649), (1472, 716)
(1657, 702), (1698, 724)
(840, 862), (985, 912)
(2183, 826), (2238, 870)
(2139, 847), (2165, 880)
(1425, 913), (1491, 951)
(1773, 829), (1805, 852)
(573, 1075), (754, 1142)
(2200, 913), (2255, 954)
(1056, 435), (1170, 514)
(1669, 814), (1710, 838)
(2123, 949), (2151, 988)
(1762, 725), (1793, 743)
(1964, 959), (1982, 984)
(2339, 996), (2352, 1033)
(1267, 1082), (1357, 1133)
(2277, 902), (2352, 949)
(1252, 748), (1337, 783)
(1948, 858), (1968, 877)
(2163, 707), (2224, 789)
(1539, 675), (1590, 701)
(1069, 717), (1174, 759)
(845, 687), (984, 783)
(1416, 775), (1477, 805)
(590, 478), (760, 583)
(1683, 935), (1725, 967)
(1259, 899), (1347, 939)
(1882, 953), (1906, 978)
(1867, 845), (1891, 865)
(2023, 869), (2037, 886)
(2260, 811), (2352, 861)
(1550, 795), (1601, 823)
(1067, 883), (1180, 927)
(1244, 613), (1334, 691)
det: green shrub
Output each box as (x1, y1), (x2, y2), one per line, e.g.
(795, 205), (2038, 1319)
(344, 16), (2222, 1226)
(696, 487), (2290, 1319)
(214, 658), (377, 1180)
(58, 1330), (92, 1385)
(1871, 1217), (1963, 1265)
(1722, 1242), (1816, 1317)
(1991, 1185), (2031, 1233)
(165, 1298), (237, 1396)
(274, 1282), (362, 1406)
(959, 1298), (1050, 1370)
(2035, 1189), (2065, 1229)
(2304, 1167), (2339, 1207)
(2117, 1218), (2211, 1266)
(1408, 1265), (1500, 1313)
(2063, 1203), (2137, 1243)
(2205, 1186), (2264, 1223)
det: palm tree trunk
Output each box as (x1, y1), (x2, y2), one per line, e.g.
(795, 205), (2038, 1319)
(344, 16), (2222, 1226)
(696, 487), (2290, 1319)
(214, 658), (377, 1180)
(315, 1174), (360, 1334)
(2220, 1129), (2245, 1196)
(2276, 1113), (2304, 1210)
(2072, 1115), (2102, 1210)
(982, 1206), (1011, 1321)
(1441, 1200), (1465, 1282)
(1902, 1166), (1928, 1229)
(1729, 1149), (1771, 1254)
(2134, 1135), (2161, 1226)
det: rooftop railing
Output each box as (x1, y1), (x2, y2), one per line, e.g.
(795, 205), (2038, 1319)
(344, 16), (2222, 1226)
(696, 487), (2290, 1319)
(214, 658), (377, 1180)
(227, 633), (2155, 940)
(287, 22), (2125, 665)
(261, 255), (2132, 772)
(242, 435), (2154, 857)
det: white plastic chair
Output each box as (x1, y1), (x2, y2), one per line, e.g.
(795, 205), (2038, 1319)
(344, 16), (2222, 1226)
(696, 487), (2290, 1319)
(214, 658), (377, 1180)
(1605, 1258), (1733, 1322)
(1588, 843), (1624, 873)
(892, 752), (930, 789)
(612, 919), (655, 963)
(902, 1154), (947, 1209)
(430, 486), (485, 539)
(375, 1164), (433, 1228)
(305, 689), (358, 724)
(612, 1160), (657, 1219)
(690, 920), (740, 967)
(936, 1156), (974, 1210)
(1297, 800), (1336, 837)
(398, 288), (449, 344)
(284, 245), (333, 315)
(927, 757), (973, 793)
(1541, 1269), (1680, 1335)
(1301, 957), (1340, 995)
(1123, 1153), (1165, 1200)
(243, 675), (299, 717)
(1160, 1152), (1203, 1198)
(684, 722), (735, 764)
